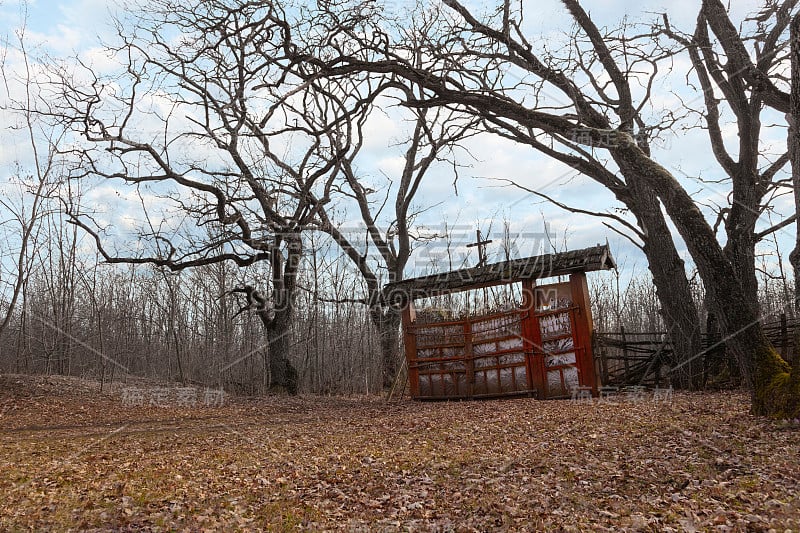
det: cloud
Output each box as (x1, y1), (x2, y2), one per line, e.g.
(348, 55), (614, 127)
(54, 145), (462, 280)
(0, 0), (794, 287)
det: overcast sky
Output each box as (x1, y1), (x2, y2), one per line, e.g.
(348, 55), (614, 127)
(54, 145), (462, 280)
(0, 0), (792, 284)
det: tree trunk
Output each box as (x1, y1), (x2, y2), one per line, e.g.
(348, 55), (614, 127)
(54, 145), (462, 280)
(246, 240), (301, 395)
(374, 306), (402, 389)
(614, 142), (799, 417)
(626, 180), (704, 389)
(703, 312), (729, 387)
(789, 13), (800, 315)
(724, 168), (761, 308)
(266, 308), (298, 394)
(784, 13), (800, 419)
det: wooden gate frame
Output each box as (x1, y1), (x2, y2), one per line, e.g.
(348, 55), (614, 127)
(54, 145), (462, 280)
(384, 245), (615, 400)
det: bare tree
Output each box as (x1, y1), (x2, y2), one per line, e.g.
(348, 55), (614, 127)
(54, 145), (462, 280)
(314, 89), (477, 388)
(41, 0), (378, 392)
(663, 0), (795, 310)
(320, 0), (704, 389)
(0, 23), (61, 342)
(316, 0), (799, 414)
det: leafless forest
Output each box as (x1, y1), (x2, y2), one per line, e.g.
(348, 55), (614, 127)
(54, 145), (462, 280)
(0, 215), (793, 395)
(1, 0), (800, 416)
(5, 2), (800, 529)
(0, 221), (390, 393)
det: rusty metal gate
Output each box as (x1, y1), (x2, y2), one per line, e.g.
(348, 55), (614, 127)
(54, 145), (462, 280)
(412, 310), (530, 399)
(406, 275), (597, 400)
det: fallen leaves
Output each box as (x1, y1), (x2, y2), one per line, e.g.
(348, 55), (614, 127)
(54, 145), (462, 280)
(0, 375), (798, 531)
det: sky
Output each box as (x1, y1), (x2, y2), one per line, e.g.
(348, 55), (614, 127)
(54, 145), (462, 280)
(0, 0), (793, 288)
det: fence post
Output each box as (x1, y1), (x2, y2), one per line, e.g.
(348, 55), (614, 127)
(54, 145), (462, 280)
(621, 325), (630, 380)
(781, 313), (788, 360)
(594, 329), (609, 385)
(655, 349), (662, 387)
(464, 318), (474, 398)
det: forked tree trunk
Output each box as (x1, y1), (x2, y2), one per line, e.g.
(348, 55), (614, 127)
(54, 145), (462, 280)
(252, 241), (301, 395)
(615, 142), (800, 417)
(723, 182), (761, 307)
(786, 13), (800, 415)
(721, 96), (762, 312)
(627, 180), (704, 389)
(265, 308), (298, 395)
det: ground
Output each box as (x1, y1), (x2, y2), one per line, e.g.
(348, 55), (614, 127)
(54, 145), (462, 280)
(0, 375), (798, 532)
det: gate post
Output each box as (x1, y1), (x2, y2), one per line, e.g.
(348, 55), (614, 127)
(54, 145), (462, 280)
(401, 301), (419, 398)
(570, 273), (598, 396)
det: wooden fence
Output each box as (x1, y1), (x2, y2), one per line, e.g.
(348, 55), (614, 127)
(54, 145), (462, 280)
(593, 314), (798, 388)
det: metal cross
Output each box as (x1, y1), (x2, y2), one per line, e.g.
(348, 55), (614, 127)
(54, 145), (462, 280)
(466, 229), (493, 268)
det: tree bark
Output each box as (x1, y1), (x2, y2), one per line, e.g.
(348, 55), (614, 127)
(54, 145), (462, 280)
(627, 182), (703, 389)
(265, 308), (298, 395)
(372, 306), (402, 389)
(240, 240), (302, 395)
(789, 13), (800, 314)
(722, 131), (762, 308)
(264, 239), (301, 395)
(784, 13), (800, 418)
(614, 142), (798, 416)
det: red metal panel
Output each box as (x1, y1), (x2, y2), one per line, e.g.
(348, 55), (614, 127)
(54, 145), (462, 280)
(538, 307), (579, 398)
(464, 319), (474, 398)
(402, 274), (599, 400)
(405, 308), (532, 399)
(531, 279), (584, 399)
(413, 319), (467, 399)
(570, 273), (598, 395)
(522, 279), (545, 397)
(470, 311), (528, 396)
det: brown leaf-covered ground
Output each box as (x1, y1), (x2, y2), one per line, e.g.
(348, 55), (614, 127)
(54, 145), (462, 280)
(1, 375), (798, 531)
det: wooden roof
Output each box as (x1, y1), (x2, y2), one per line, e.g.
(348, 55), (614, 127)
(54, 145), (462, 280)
(383, 244), (615, 304)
